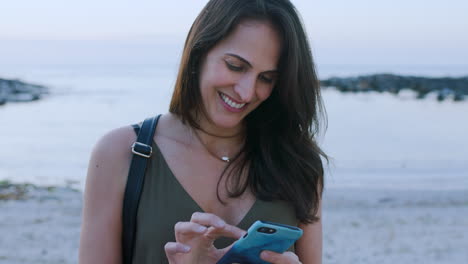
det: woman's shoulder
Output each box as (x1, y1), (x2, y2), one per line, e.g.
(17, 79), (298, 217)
(91, 125), (137, 167)
(86, 124), (137, 191)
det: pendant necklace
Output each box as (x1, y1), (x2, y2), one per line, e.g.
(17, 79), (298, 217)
(192, 128), (241, 163)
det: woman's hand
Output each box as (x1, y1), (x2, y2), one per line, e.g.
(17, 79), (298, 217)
(164, 212), (246, 264)
(260, 250), (302, 264)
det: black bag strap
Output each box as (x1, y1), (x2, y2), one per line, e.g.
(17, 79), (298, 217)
(122, 114), (161, 264)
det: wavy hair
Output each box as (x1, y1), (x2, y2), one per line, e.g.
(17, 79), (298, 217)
(169, 0), (328, 224)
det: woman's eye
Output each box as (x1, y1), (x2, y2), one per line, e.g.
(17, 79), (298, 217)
(259, 75), (274, 84)
(225, 61), (244, 72)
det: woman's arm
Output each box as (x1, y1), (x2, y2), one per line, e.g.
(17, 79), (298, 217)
(296, 199), (323, 264)
(78, 126), (136, 264)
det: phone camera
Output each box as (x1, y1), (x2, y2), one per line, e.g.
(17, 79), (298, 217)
(257, 227), (277, 234)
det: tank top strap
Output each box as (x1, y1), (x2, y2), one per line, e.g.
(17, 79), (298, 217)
(131, 123), (140, 135)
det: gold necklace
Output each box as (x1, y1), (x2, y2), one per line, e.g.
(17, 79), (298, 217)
(192, 128), (241, 163)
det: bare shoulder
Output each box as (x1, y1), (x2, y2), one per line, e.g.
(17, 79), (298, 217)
(90, 125), (137, 173)
(86, 125), (137, 194)
(79, 125), (137, 264)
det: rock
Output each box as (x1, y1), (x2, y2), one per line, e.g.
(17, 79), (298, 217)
(320, 74), (468, 102)
(0, 77), (49, 106)
(454, 92), (465, 102)
(0, 181), (29, 200)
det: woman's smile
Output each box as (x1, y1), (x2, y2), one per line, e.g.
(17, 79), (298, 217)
(218, 92), (248, 112)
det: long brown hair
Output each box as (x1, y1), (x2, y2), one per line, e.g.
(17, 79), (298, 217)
(170, 0), (328, 224)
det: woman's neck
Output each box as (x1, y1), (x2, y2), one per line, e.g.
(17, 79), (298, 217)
(191, 114), (246, 161)
(195, 113), (245, 138)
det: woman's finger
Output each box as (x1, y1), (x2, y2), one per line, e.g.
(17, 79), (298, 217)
(260, 250), (301, 264)
(190, 212), (226, 228)
(204, 224), (246, 241)
(164, 242), (191, 256)
(174, 221), (208, 241)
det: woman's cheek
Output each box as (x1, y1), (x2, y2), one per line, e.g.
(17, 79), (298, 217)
(258, 85), (274, 101)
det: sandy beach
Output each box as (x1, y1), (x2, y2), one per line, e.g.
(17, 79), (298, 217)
(1, 183), (466, 264)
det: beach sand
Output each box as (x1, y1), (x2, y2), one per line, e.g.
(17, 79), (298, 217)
(322, 189), (468, 263)
(0, 184), (467, 264)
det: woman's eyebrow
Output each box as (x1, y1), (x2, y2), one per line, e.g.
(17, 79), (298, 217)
(225, 53), (252, 67)
(225, 53), (278, 73)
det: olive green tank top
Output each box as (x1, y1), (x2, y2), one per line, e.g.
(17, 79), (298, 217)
(132, 132), (298, 264)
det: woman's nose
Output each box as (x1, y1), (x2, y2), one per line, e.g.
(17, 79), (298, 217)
(234, 74), (256, 102)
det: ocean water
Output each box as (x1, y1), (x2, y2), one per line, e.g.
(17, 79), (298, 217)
(0, 64), (467, 191)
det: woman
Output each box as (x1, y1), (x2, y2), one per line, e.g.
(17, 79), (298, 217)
(79, 0), (328, 263)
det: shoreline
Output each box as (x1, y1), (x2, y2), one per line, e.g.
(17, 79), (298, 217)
(320, 74), (468, 102)
(1, 183), (467, 263)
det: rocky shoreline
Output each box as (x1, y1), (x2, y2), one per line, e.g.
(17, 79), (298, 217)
(2, 73), (468, 106)
(320, 74), (468, 101)
(0, 78), (48, 105)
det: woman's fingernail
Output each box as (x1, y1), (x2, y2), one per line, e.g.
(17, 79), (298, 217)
(197, 226), (207, 232)
(182, 245), (191, 252)
(260, 251), (270, 259)
(215, 220), (225, 228)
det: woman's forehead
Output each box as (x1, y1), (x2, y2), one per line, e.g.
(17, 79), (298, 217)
(210, 20), (282, 71)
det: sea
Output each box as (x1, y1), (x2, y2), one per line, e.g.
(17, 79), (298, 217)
(0, 63), (467, 191)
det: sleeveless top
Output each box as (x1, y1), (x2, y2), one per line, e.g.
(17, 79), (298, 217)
(131, 127), (298, 264)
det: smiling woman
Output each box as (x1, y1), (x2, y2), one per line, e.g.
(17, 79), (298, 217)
(196, 20), (281, 130)
(78, 1), (328, 264)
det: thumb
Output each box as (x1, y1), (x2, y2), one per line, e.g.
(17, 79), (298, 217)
(217, 229), (247, 257)
(218, 242), (235, 256)
(215, 241), (239, 261)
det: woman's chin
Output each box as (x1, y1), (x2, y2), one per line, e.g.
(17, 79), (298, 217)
(208, 115), (245, 132)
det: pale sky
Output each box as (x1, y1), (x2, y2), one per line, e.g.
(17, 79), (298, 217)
(1, 0), (467, 66)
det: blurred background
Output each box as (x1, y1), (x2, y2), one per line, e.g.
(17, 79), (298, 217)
(0, 0), (466, 190)
(0, 0), (467, 263)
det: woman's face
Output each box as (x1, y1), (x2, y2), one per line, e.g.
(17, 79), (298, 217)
(198, 20), (281, 131)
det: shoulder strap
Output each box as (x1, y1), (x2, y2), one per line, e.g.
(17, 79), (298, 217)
(122, 114), (161, 264)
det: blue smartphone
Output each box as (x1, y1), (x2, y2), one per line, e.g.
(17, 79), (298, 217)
(216, 220), (303, 264)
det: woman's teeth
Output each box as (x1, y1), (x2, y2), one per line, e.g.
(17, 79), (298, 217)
(220, 93), (246, 109)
